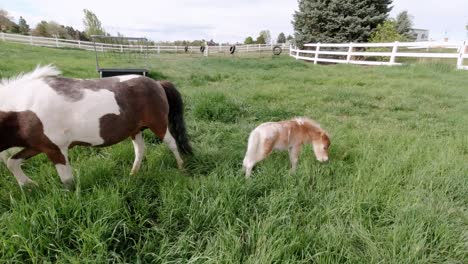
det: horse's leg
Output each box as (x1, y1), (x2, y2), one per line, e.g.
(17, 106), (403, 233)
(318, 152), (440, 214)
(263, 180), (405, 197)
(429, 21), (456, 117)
(162, 129), (183, 169)
(289, 145), (302, 173)
(44, 148), (73, 189)
(1, 148), (22, 165)
(130, 132), (145, 175)
(6, 148), (41, 186)
(243, 137), (274, 178)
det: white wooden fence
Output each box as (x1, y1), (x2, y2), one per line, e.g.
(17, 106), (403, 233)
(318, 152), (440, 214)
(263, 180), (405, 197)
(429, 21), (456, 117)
(290, 41), (468, 70)
(0, 32), (288, 56)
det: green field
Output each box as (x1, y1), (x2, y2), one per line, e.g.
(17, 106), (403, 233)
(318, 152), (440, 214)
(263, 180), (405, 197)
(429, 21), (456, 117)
(0, 42), (467, 263)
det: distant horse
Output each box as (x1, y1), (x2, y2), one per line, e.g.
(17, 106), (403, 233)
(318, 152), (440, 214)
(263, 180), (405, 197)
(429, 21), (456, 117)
(243, 117), (330, 177)
(0, 65), (192, 188)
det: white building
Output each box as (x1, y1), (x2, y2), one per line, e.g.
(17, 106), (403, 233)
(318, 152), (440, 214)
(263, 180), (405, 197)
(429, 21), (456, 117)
(409, 29), (429, 41)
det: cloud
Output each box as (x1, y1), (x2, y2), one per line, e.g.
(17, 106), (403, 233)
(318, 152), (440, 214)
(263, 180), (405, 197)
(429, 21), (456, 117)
(2, 0), (466, 42)
(1, 0), (297, 42)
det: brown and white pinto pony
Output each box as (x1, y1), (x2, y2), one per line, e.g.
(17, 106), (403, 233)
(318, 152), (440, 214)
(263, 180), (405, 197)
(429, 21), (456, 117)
(0, 65), (192, 188)
(243, 117), (330, 177)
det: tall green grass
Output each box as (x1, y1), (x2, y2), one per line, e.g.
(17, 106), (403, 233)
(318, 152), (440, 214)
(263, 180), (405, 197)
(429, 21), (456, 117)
(0, 42), (467, 263)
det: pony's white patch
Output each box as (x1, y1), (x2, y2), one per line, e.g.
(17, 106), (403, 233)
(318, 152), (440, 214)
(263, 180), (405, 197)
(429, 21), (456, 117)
(0, 148), (22, 164)
(0, 70), (120, 147)
(117, 75), (140, 82)
(0, 64), (60, 87)
(6, 158), (35, 186)
(55, 148), (73, 187)
(130, 132), (145, 175)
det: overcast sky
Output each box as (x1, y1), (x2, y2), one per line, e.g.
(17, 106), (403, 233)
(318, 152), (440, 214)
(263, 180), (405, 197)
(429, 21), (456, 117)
(1, 0), (467, 42)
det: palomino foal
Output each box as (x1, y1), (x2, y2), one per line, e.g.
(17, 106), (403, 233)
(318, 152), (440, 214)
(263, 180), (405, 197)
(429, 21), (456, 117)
(0, 65), (192, 188)
(243, 117), (330, 177)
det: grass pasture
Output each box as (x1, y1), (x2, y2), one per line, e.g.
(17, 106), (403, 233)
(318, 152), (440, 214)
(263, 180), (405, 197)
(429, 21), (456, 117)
(0, 42), (467, 263)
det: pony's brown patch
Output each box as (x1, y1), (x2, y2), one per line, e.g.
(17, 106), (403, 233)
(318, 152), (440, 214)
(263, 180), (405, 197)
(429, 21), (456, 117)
(0, 110), (65, 164)
(45, 76), (170, 145)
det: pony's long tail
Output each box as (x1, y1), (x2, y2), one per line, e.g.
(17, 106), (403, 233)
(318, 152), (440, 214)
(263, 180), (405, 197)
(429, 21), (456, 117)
(160, 81), (193, 156)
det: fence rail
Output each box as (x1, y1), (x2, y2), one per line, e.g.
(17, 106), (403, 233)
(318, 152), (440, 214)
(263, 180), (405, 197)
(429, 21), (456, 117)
(0, 32), (288, 55)
(290, 41), (468, 70)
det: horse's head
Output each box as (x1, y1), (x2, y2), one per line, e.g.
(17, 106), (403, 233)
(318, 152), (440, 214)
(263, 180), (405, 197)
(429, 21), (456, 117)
(312, 131), (330, 163)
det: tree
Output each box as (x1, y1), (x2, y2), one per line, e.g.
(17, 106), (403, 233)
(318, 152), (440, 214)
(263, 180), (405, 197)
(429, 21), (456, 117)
(207, 39), (217, 46)
(277, 32), (286, 43)
(259, 30), (271, 44)
(395, 10), (413, 39)
(244, 36), (254, 44)
(287, 35), (294, 41)
(0, 9), (19, 33)
(18, 16), (30, 34)
(46, 21), (69, 38)
(32, 21), (51, 37)
(292, 0), (393, 46)
(369, 20), (406, 43)
(83, 9), (106, 38)
(256, 34), (266, 44)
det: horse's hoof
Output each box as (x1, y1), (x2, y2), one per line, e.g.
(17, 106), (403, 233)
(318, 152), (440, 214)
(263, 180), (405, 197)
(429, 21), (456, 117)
(62, 181), (75, 191)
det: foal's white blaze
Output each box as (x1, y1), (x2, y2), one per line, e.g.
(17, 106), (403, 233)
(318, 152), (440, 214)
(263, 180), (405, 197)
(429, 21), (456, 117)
(117, 75), (140, 82)
(0, 78), (120, 147)
(313, 142), (329, 162)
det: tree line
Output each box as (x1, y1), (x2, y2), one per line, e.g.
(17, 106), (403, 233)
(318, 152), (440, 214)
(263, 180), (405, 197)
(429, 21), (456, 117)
(243, 31), (293, 45)
(292, 0), (443, 46)
(0, 9), (107, 41)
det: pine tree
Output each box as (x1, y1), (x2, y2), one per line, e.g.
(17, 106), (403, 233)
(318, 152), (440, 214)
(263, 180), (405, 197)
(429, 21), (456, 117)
(395, 11), (413, 39)
(18, 16), (30, 34)
(292, 0), (393, 46)
(277, 32), (286, 43)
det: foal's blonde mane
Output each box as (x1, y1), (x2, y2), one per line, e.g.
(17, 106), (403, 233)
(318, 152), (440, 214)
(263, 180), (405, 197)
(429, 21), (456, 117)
(0, 64), (61, 87)
(294, 117), (329, 136)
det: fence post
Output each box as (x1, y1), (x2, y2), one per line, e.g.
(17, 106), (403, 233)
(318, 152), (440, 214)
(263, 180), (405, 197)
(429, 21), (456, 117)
(346, 42), (353, 63)
(390, 41), (399, 65)
(78, 40), (81, 49)
(314, 43), (321, 64)
(1, 32), (4, 41)
(457, 41), (466, 69)
(30, 35), (33, 45)
(55, 37), (59, 48)
(204, 43), (209, 57)
(258, 44), (261, 53)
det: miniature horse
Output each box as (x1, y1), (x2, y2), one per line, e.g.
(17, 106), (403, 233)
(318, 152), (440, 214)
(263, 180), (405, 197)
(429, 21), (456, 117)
(0, 65), (192, 188)
(243, 117), (330, 177)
